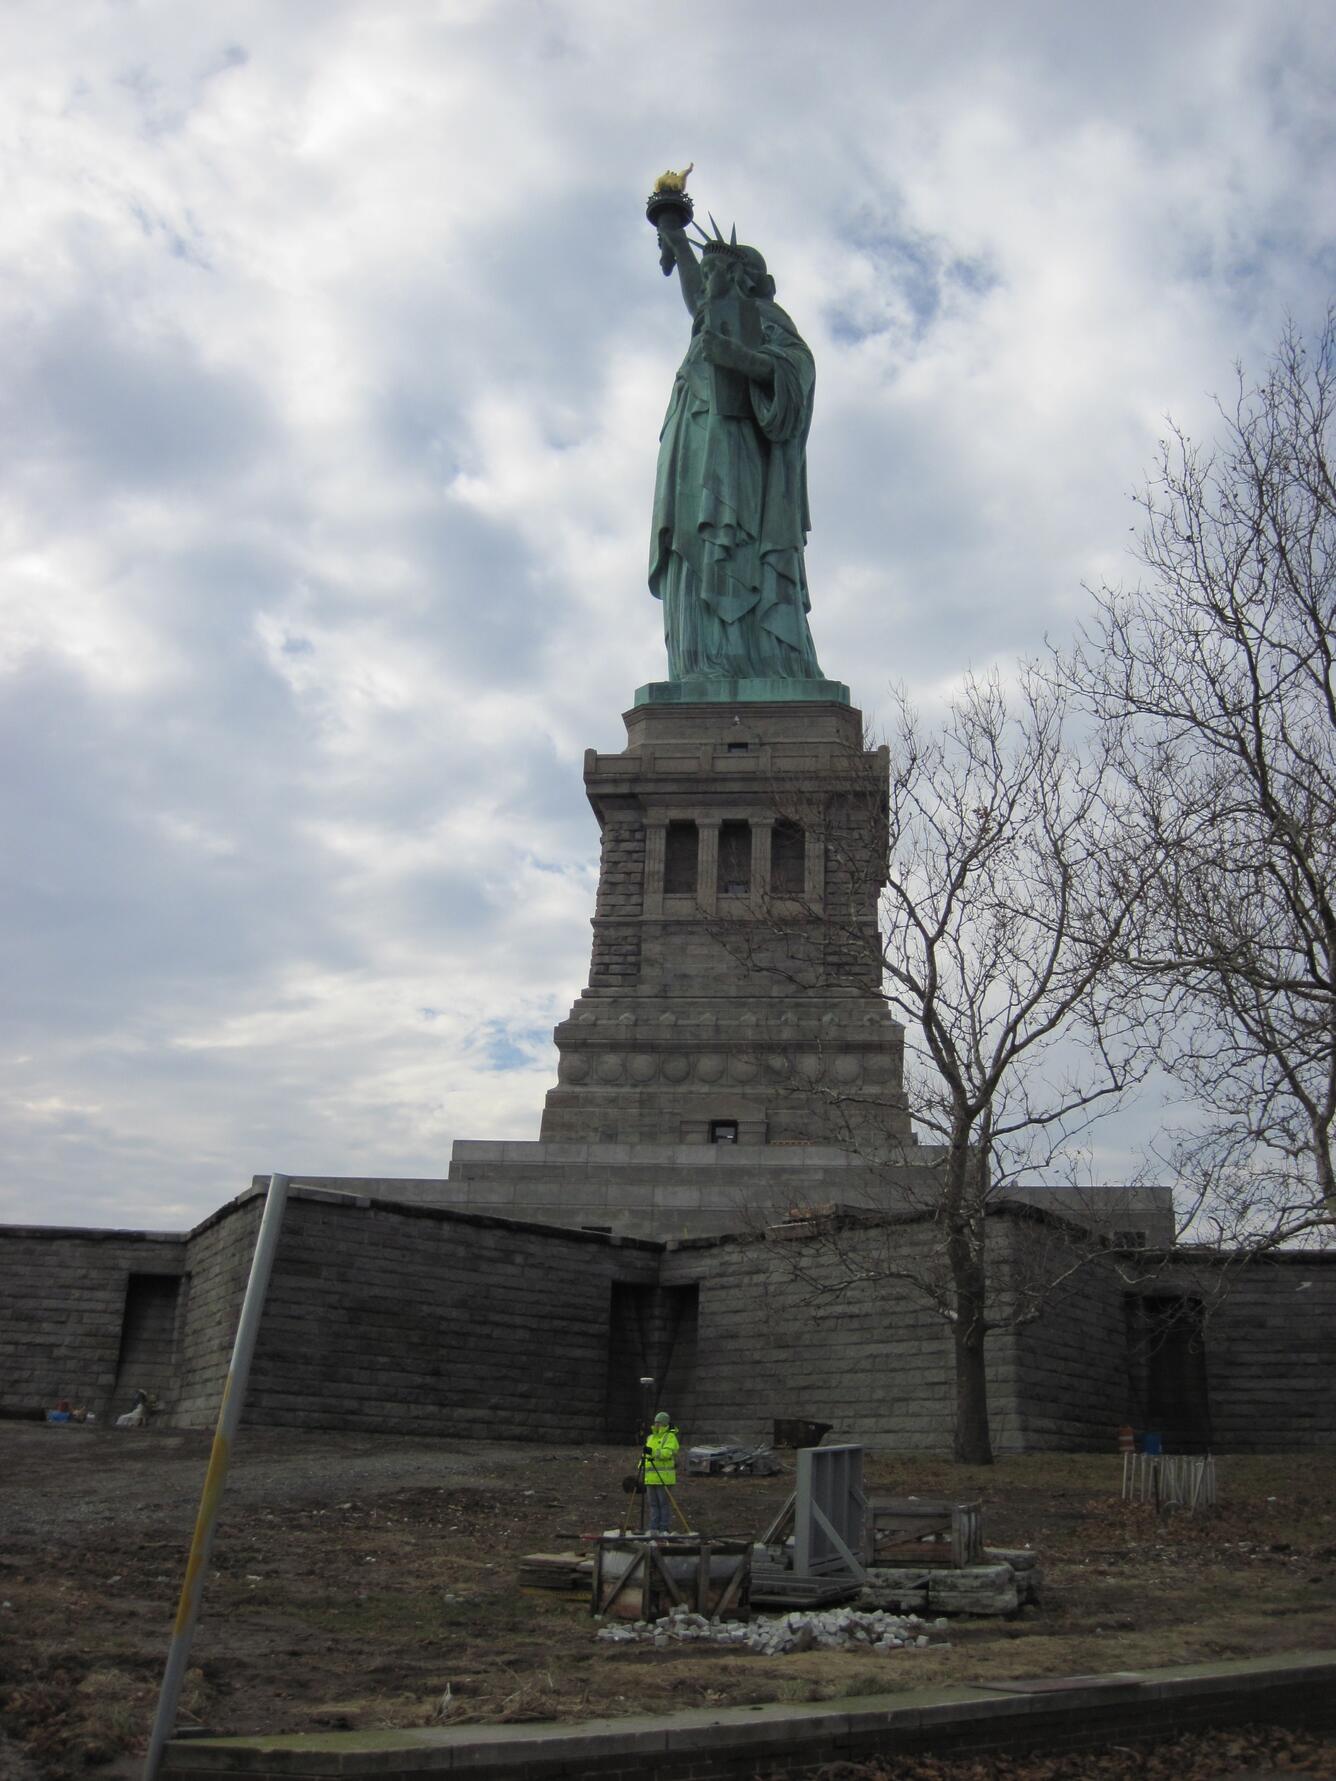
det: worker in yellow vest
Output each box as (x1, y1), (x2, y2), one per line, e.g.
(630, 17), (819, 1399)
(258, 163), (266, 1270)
(643, 1410), (680, 1533)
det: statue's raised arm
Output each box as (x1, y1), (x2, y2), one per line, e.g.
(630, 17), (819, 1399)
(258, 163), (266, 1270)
(644, 173), (826, 686)
(646, 166), (702, 316)
(659, 222), (703, 319)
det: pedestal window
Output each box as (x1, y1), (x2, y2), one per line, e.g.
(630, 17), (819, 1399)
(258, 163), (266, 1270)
(663, 821), (699, 894)
(771, 820), (805, 895)
(718, 820), (752, 895)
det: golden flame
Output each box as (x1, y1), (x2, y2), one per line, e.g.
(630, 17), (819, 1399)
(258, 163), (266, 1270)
(653, 162), (693, 195)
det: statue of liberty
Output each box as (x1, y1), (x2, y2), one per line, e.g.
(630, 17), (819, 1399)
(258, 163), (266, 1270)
(647, 175), (826, 684)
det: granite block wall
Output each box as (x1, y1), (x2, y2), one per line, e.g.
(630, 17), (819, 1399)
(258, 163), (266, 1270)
(1002, 1224), (1132, 1450)
(1004, 1234), (1336, 1453)
(174, 1192), (267, 1425)
(658, 1223), (1025, 1452)
(1174, 1254), (1336, 1450)
(0, 1226), (187, 1421)
(3, 1189), (1333, 1451)
(232, 1191), (664, 1440)
(589, 818), (645, 989)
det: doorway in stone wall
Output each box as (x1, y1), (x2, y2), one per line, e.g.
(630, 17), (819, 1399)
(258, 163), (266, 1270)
(107, 1272), (186, 1422)
(1125, 1294), (1213, 1452)
(604, 1282), (699, 1444)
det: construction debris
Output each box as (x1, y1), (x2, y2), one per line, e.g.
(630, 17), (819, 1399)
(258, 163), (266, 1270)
(859, 1552), (1040, 1617)
(750, 1560), (860, 1610)
(517, 1551), (592, 1592)
(867, 1497), (983, 1567)
(596, 1601), (949, 1653)
(593, 1533), (752, 1621)
(771, 1417), (834, 1448)
(686, 1442), (782, 1477)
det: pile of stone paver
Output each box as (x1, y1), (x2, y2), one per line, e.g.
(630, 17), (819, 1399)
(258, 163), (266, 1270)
(596, 1602), (949, 1654)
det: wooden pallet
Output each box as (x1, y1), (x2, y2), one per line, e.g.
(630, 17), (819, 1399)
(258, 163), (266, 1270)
(517, 1551), (593, 1593)
(750, 1563), (859, 1609)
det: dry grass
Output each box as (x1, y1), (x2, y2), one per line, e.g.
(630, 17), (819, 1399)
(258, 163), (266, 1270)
(2, 1430), (1335, 1778)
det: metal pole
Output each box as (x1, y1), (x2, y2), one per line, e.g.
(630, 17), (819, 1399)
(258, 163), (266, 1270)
(637, 1376), (655, 1534)
(143, 1173), (291, 1781)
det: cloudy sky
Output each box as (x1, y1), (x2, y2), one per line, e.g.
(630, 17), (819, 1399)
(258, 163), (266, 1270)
(4, 0), (1334, 1230)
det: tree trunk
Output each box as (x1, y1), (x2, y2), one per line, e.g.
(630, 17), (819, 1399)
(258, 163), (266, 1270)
(948, 1215), (994, 1464)
(951, 1302), (993, 1464)
(942, 1129), (994, 1465)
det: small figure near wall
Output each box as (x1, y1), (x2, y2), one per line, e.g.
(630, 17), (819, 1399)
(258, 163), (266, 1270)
(115, 1387), (151, 1429)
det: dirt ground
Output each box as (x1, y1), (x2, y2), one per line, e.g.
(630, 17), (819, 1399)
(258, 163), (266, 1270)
(2, 1424), (1335, 1779)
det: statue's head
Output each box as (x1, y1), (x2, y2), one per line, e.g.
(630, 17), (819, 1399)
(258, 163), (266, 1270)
(701, 241), (777, 301)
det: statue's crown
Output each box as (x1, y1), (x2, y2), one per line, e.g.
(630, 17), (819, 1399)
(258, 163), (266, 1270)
(695, 213), (746, 259)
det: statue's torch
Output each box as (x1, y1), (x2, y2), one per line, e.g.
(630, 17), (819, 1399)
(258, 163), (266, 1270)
(646, 165), (694, 275)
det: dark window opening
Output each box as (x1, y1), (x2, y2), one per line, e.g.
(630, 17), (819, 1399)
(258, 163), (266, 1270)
(771, 820), (805, 894)
(719, 820), (751, 895)
(726, 741), (750, 753)
(710, 1120), (739, 1144)
(1124, 1294), (1212, 1452)
(663, 821), (699, 895)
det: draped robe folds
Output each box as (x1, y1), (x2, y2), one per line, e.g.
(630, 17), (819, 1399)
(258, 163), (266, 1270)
(649, 299), (825, 681)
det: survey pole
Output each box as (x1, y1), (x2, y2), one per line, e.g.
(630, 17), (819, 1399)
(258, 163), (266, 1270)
(143, 1172), (291, 1781)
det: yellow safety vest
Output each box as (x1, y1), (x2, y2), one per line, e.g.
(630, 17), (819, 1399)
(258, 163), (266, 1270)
(644, 1425), (679, 1486)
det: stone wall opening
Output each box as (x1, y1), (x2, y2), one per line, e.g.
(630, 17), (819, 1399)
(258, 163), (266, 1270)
(109, 1271), (186, 1418)
(663, 821), (699, 895)
(604, 1281), (699, 1443)
(718, 820), (751, 896)
(1125, 1293), (1213, 1451)
(771, 819), (805, 895)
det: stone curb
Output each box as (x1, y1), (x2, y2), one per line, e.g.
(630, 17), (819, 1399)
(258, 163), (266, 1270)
(161, 1649), (1336, 1779)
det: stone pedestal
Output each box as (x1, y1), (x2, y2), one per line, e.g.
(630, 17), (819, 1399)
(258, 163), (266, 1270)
(445, 696), (936, 1237)
(539, 698), (912, 1150)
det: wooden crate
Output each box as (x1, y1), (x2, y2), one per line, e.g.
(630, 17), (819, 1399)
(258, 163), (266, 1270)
(866, 1499), (983, 1569)
(592, 1535), (752, 1621)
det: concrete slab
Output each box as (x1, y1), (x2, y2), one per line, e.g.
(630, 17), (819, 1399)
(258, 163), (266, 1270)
(161, 1650), (1336, 1779)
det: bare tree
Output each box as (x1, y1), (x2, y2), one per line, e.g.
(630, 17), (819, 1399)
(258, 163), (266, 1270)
(1065, 312), (1336, 1251)
(754, 669), (1155, 1464)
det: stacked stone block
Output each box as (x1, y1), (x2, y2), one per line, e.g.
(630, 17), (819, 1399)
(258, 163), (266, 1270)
(589, 819), (646, 988)
(442, 696), (936, 1239)
(998, 1221), (1130, 1450)
(234, 1190), (662, 1439)
(174, 1194), (265, 1425)
(657, 1222), (964, 1452)
(0, 1226), (186, 1421)
(1153, 1253), (1336, 1451)
(1, 1188), (1334, 1450)
(539, 698), (912, 1154)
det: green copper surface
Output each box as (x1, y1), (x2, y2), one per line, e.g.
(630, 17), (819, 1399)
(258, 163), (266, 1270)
(634, 677), (850, 707)
(650, 214), (827, 686)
